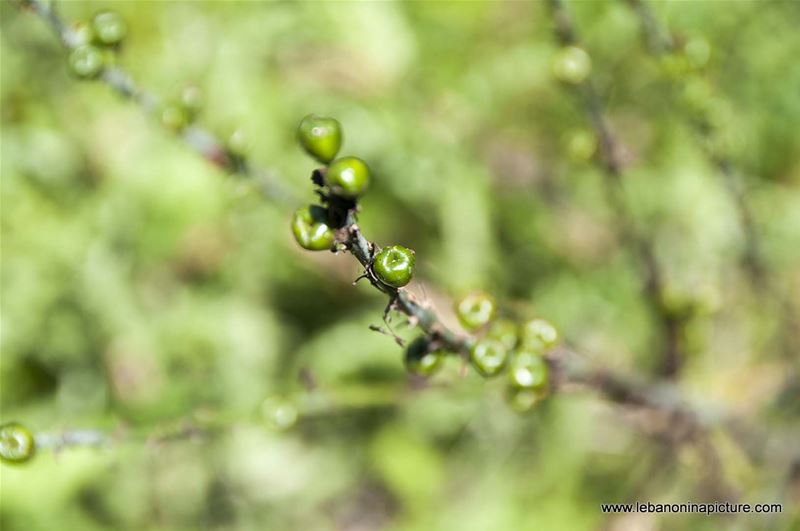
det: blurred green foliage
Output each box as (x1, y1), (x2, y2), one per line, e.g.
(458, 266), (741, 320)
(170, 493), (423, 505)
(1, 1), (799, 530)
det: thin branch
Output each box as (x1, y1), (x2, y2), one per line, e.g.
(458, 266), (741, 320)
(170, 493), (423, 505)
(20, 0), (297, 206)
(546, 0), (687, 378)
(34, 429), (109, 451)
(624, 0), (675, 55)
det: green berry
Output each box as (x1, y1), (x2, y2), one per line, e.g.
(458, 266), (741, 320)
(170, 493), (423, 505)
(68, 44), (105, 79)
(297, 114), (342, 164)
(486, 319), (518, 350)
(519, 318), (559, 352)
(552, 46), (591, 84)
(681, 78), (713, 114)
(227, 128), (250, 157)
(455, 292), (497, 331)
(261, 396), (299, 431)
(91, 11), (127, 46)
(470, 339), (508, 378)
(566, 128), (597, 162)
(659, 53), (690, 80)
(505, 386), (545, 414)
(326, 156), (370, 199)
(404, 337), (444, 377)
(180, 86), (203, 121)
(160, 103), (189, 132)
(0, 422), (35, 464)
(71, 21), (95, 47)
(291, 206), (335, 251)
(684, 37), (711, 69)
(373, 245), (415, 288)
(508, 351), (549, 391)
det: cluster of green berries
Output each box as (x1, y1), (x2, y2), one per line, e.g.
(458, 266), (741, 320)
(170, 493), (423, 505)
(293, 115), (416, 289)
(0, 422), (35, 465)
(401, 292), (560, 413)
(64, 10), (211, 138)
(67, 10), (126, 79)
(456, 292), (560, 412)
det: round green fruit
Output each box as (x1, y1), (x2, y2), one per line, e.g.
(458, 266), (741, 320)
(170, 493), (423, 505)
(455, 292), (497, 331)
(508, 351), (549, 391)
(297, 114), (342, 164)
(261, 396), (299, 431)
(404, 337), (444, 377)
(68, 44), (105, 79)
(373, 245), (415, 288)
(91, 11), (127, 46)
(227, 128), (250, 157)
(470, 339), (508, 378)
(160, 103), (189, 132)
(505, 386), (545, 414)
(326, 156), (370, 199)
(659, 53), (690, 80)
(684, 37), (711, 69)
(180, 86), (203, 121)
(552, 46), (592, 85)
(71, 21), (95, 47)
(0, 422), (35, 464)
(519, 318), (559, 352)
(486, 319), (518, 350)
(291, 206), (335, 251)
(566, 128), (597, 162)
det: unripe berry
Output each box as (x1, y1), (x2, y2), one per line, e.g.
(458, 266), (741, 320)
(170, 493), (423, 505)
(404, 336), (444, 377)
(71, 21), (95, 47)
(505, 386), (545, 414)
(684, 37), (711, 69)
(486, 319), (519, 351)
(160, 103), (189, 132)
(326, 156), (370, 199)
(0, 422), (35, 464)
(519, 318), (559, 353)
(373, 245), (415, 288)
(508, 351), (549, 391)
(68, 44), (105, 79)
(681, 77), (713, 115)
(291, 205), (335, 251)
(297, 114), (342, 164)
(261, 396), (298, 431)
(180, 86), (203, 121)
(455, 292), (497, 331)
(470, 339), (508, 378)
(552, 46), (591, 85)
(227, 128), (250, 157)
(659, 53), (690, 80)
(565, 128), (597, 162)
(91, 11), (127, 46)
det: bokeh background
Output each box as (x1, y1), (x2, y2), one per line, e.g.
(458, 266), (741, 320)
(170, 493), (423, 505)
(2, 1), (799, 530)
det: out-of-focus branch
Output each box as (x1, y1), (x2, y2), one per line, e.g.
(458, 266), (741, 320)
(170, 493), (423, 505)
(624, 0), (674, 55)
(34, 429), (109, 451)
(546, 0), (688, 379)
(624, 0), (799, 359)
(20, 0), (297, 206)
